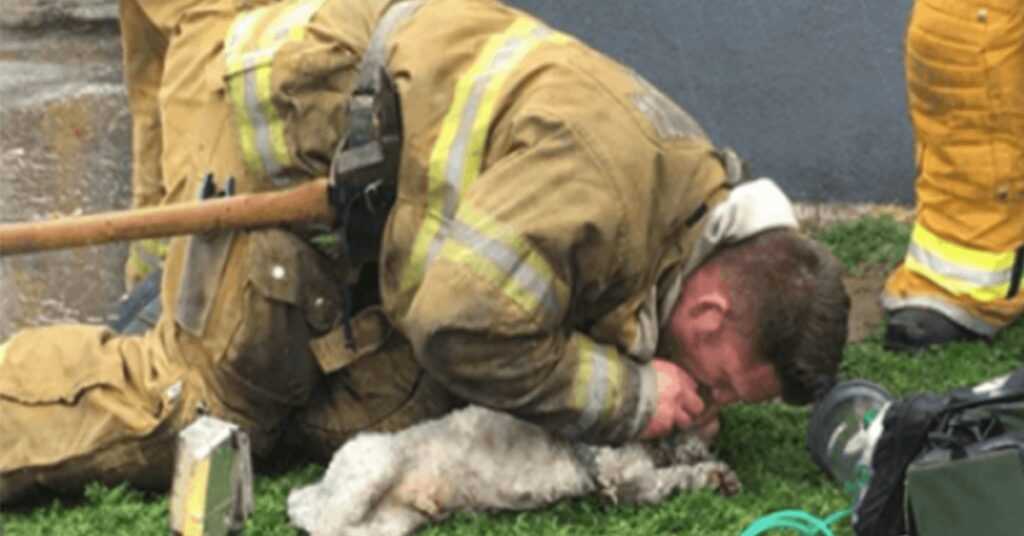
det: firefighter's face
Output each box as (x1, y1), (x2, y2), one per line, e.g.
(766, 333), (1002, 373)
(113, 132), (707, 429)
(668, 264), (782, 406)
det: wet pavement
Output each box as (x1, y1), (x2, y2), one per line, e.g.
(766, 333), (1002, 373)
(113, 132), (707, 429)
(0, 0), (117, 29)
(0, 22), (131, 338)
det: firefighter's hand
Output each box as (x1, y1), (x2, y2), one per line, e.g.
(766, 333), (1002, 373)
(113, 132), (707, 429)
(639, 359), (706, 440)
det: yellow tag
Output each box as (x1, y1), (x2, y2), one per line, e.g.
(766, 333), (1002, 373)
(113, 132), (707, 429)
(183, 457), (212, 536)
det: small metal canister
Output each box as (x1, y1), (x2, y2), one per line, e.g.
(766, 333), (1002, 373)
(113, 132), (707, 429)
(169, 416), (254, 536)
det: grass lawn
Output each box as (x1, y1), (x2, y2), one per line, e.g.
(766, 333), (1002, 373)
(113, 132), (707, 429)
(4, 215), (1022, 535)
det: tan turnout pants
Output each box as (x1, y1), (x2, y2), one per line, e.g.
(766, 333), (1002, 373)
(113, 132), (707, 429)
(0, 0), (453, 504)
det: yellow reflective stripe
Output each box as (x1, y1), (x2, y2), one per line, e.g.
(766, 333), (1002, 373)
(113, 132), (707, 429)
(603, 352), (625, 421)
(403, 24), (529, 290)
(571, 338), (598, 434)
(253, 64), (290, 175)
(224, 0), (325, 178)
(568, 338), (624, 437)
(258, 0), (322, 171)
(270, 0), (322, 43)
(137, 238), (169, 259)
(226, 9), (269, 174)
(0, 342), (8, 367)
(401, 18), (568, 293)
(182, 456), (212, 536)
(227, 76), (262, 174)
(441, 236), (524, 303)
(912, 224), (1015, 272)
(406, 215), (445, 284)
(225, 7), (265, 56)
(440, 202), (564, 316)
(906, 223), (1021, 301)
(905, 255), (1010, 302)
(130, 238), (169, 272)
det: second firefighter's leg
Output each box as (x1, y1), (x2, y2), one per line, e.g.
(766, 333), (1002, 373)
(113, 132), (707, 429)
(884, 0), (1024, 350)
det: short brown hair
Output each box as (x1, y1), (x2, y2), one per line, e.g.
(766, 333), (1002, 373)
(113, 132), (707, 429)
(705, 229), (850, 405)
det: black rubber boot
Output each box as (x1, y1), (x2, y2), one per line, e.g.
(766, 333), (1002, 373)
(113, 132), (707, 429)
(883, 307), (982, 353)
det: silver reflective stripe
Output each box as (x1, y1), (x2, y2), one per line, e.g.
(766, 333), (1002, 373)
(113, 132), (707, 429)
(630, 73), (707, 140)
(907, 242), (1013, 288)
(627, 362), (658, 439)
(225, 0), (327, 183)
(242, 70), (283, 178)
(576, 342), (611, 436)
(881, 294), (998, 336)
(443, 26), (552, 217)
(362, 1), (423, 70)
(424, 25), (554, 267)
(445, 218), (560, 316)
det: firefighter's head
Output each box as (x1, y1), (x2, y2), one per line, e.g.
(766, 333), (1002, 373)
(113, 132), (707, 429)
(667, 229), (850, 406)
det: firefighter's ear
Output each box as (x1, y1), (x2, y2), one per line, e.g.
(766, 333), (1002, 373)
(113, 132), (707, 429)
(671, 264), (731, 340)
(687, 293), (728, 335)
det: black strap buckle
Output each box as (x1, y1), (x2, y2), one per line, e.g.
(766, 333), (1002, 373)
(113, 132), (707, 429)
(327, 66), (403, 351)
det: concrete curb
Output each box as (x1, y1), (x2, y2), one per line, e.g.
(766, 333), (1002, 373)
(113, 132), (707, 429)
(794, 202), (914, 230)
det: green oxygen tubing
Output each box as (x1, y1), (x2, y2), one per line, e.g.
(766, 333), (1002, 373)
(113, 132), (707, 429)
(740, 508), (851, 536)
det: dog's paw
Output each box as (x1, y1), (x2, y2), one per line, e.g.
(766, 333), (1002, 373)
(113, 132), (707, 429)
(706, 465), (742, 497)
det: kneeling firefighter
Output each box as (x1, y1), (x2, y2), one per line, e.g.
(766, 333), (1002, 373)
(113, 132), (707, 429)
(808, 369), (1024, 535)
(2, 0), (850, 504)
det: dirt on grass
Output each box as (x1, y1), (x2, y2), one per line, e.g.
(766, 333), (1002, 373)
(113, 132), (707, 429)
(793, 202), (914, 344)
(844, 265), (888, 343)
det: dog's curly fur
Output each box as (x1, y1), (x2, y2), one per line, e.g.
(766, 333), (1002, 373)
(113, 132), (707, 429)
(288, 405), (740, 536)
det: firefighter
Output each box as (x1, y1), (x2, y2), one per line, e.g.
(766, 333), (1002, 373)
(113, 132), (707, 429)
(0, 0), (849, 502)
(884, 0), (1024, 351)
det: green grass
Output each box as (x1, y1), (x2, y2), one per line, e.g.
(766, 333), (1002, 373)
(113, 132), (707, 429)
(814, 215), (911, 274)
(4, 215), (1022, 535)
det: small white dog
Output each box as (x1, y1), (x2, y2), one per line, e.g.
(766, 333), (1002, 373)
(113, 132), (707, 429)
(288, 405), (740, 536)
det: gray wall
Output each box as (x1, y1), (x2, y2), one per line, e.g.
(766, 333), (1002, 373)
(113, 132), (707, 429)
(509, 0), (917, 203)
(0, 24), (130, 337)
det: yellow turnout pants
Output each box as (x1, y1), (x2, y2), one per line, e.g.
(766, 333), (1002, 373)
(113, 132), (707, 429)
(884, 0), (1024, 335)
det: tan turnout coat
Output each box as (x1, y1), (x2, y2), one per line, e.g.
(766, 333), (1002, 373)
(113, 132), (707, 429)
(0, 0), (733, 501)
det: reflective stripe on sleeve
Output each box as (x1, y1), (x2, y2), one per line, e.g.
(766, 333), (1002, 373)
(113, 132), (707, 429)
(566, 338), (626, 439)
(401, 17), (570, 292)
(905, 223), (1021, 302)
(439, 202), (564, 318)
(627, 362), (658, 439)
(224, 0), (326, 182)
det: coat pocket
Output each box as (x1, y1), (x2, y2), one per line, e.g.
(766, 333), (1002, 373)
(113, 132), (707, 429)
(293, 313), (456, 461)
(209, 229), (342, 408)
(0, 327), (125, 404)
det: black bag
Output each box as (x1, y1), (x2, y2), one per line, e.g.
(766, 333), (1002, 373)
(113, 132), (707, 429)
(855, 368), (1024, 536)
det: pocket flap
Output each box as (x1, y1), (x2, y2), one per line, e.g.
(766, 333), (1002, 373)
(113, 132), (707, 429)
(247, 229), (333, 299)
(0, 326), (123, 404)
(309, 307), (391, 374)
